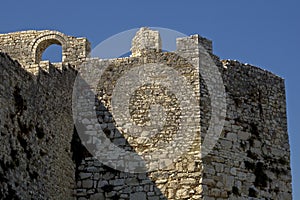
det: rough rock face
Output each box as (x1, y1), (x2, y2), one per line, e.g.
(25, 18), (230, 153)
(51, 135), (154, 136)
(201, 59), (292, 199)
(0, 53), (77, 199)
(0, 28), (292, 200)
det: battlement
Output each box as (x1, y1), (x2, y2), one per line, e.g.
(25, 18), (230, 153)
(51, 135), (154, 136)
(0, 28), (292, 200)
(0, 29), (214, 75)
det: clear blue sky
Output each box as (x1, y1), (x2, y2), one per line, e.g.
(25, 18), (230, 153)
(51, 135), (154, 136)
(0, 0), (299, 198)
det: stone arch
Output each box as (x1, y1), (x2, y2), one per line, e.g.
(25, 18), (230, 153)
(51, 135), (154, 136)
(31, 32), (67, 63)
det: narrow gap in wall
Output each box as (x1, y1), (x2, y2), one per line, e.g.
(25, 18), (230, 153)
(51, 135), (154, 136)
(118, 51), (131, 58)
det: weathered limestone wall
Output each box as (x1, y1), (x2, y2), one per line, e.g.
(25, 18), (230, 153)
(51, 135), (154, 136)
(0, 28), (292, 200)
(73, 50), (203, 199)
(131, 27), (162, 57)
(71, 29), (224, 200)
(200, 60), (292, 199)
(0, 30), (90, 70)
(0, 52), (77, 199)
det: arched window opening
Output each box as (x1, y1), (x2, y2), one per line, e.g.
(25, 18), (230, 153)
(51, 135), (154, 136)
(35, 38), (63, 63)
(41, 44), (62, 63)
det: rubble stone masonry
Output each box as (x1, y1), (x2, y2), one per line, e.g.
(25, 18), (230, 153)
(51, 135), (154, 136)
(0, 28), (292, 199)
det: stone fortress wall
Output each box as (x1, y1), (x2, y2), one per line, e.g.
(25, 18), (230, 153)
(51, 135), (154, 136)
(0, 30), (90, 73)
(0, 28), (292, 199)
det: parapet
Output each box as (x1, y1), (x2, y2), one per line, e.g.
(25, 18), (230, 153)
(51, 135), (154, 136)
(130, 27), (213, 57)
(0, 28), (215, 75)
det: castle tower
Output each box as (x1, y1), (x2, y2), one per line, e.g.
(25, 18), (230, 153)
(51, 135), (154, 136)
(0, 28), (292, 199)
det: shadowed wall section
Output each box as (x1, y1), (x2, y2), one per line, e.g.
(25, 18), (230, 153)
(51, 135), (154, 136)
(0, 28), (292, 200)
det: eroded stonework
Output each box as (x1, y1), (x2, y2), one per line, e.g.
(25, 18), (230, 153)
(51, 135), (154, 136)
(0, 28), (292, 200)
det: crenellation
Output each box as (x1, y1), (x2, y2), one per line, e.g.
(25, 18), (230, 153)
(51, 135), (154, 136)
(131, 27), (162, 57)
(0, 28), (292, 199)
(176, 34), (213, 54)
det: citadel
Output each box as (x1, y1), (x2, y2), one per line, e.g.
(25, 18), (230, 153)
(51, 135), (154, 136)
(0, 27), (292, 199)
